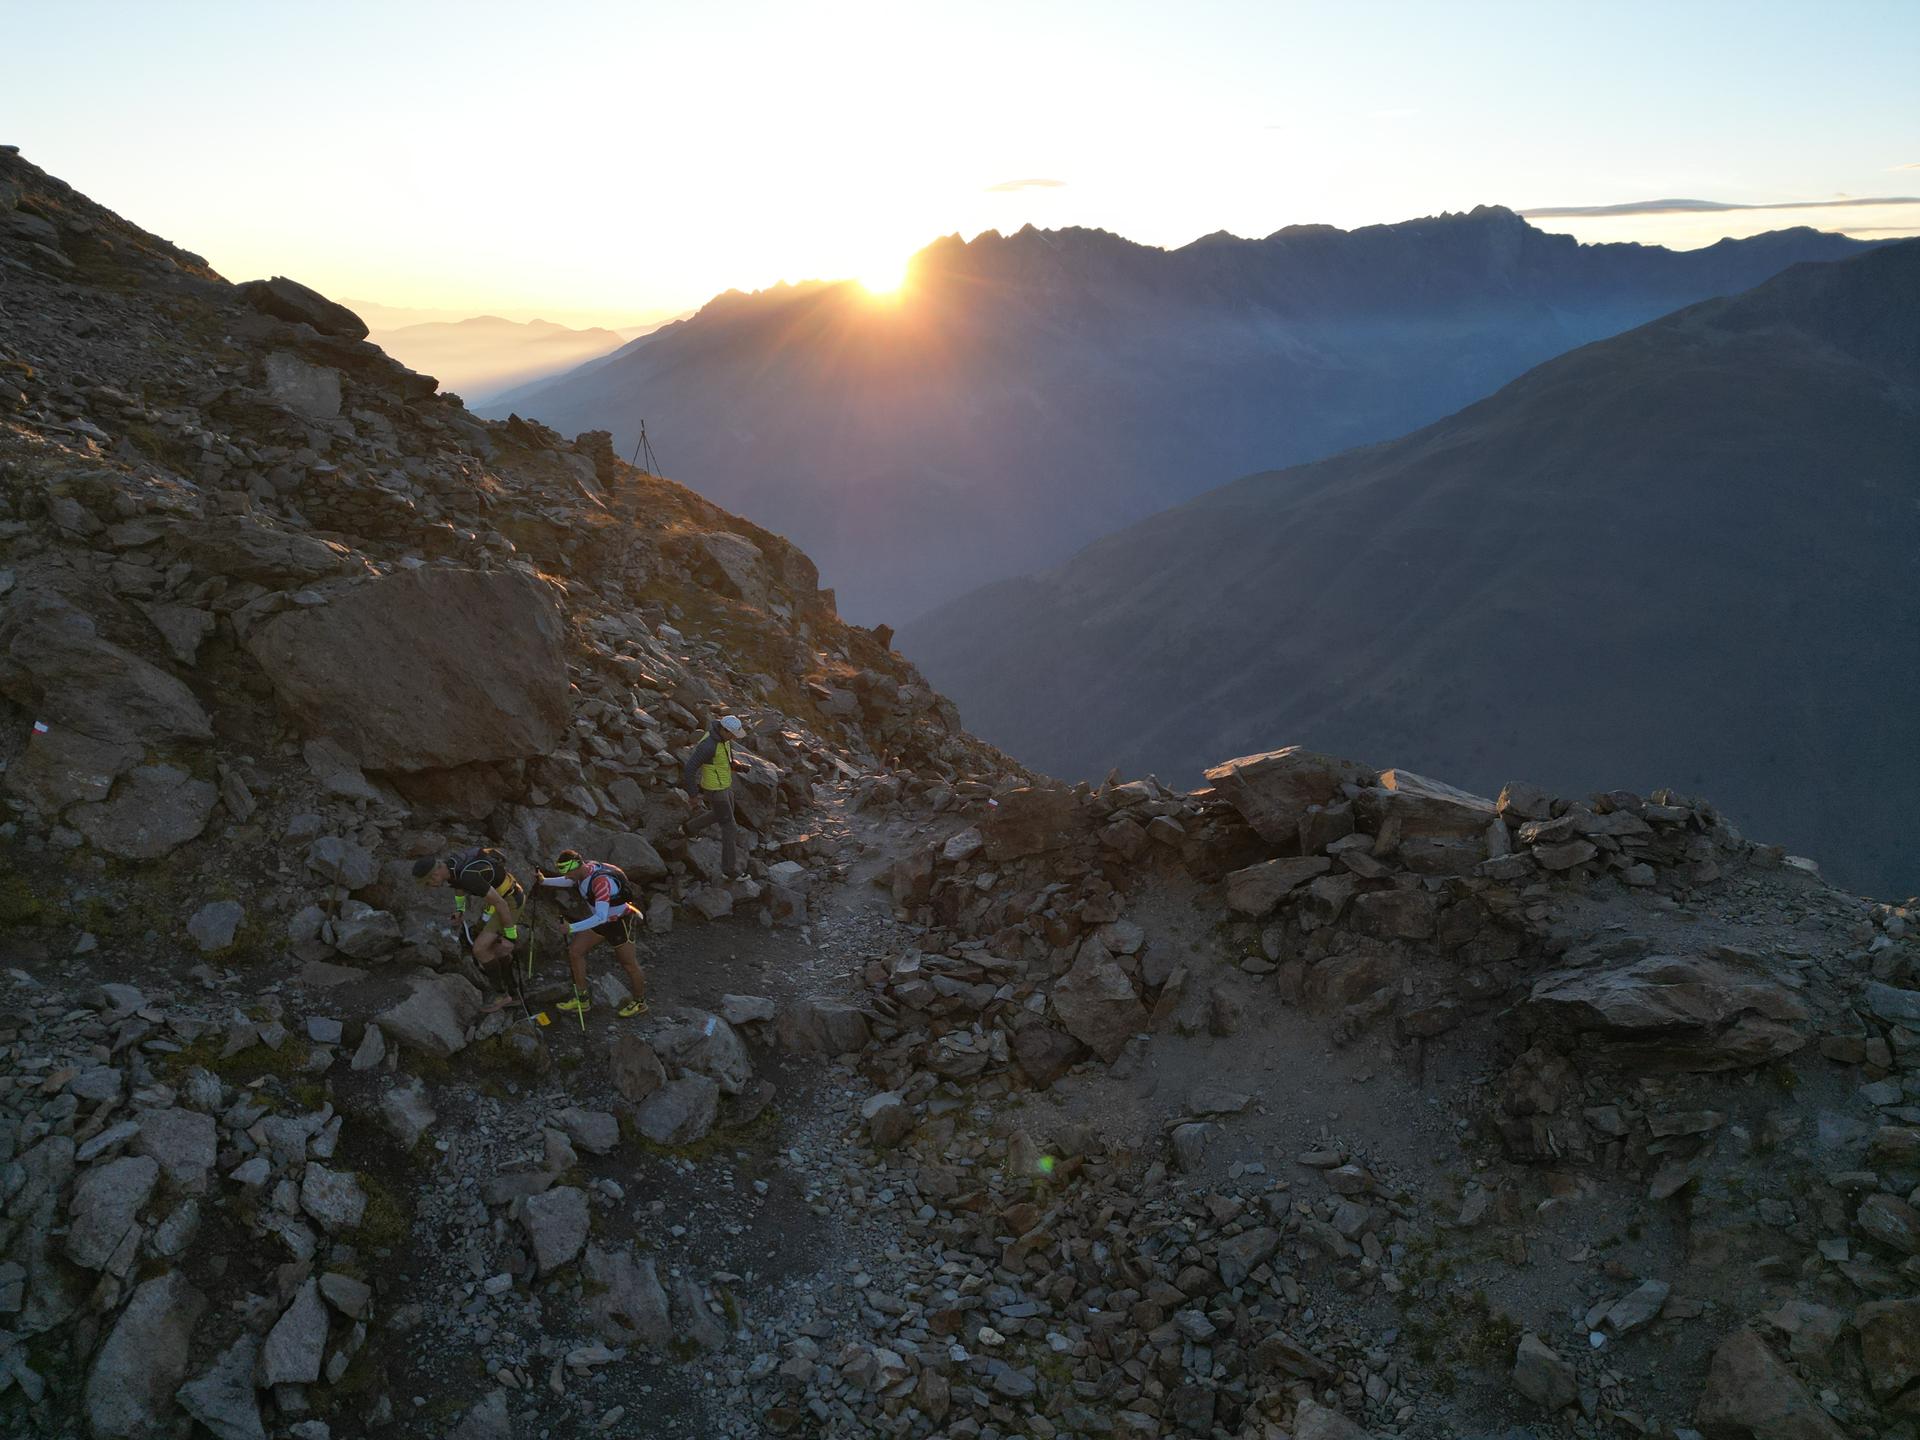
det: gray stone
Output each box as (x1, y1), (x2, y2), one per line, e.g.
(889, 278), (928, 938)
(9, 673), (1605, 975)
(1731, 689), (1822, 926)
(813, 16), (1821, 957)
(583, 1243), (673, 1346)
(448, 1389), (512, 1440)
(306, 835), (378, 890)
(656, 1013), (752, 1094)
(719, 993), (776, 1026)
(84, 1271), (206, 1439)
(523, 1186), (590, 1273)
(350, 1022), (386, 1072)
(187, 900), (245, 953)
(236, 277), (369, 339)
(773, 997), (871, 1056)
(319, 1272), (372, 1320)
(1216, 1226), (1280, 1288)
(1170, 1122), (1221, 1174)
(862, 1091), (913, 1149)
(248, 567), (568, 774)
(1856, 1193), (1920, 1254)
(1695, 1328), (1845, 1440)
(1854, 1297), (1920, 1402)
(1602, 1278), (1670, 1334)
(259, 1278), (329, 1387)
(327, 901), (401, 959)
(375, 970), (483, 1057)
(608, 1034), (666, 1104)
(636, 1075), (720, 1147)
(300, 1165), (367, 1234)
(554, 1107), (619, 1156)
(1863, 981), (1920, 1026)
(263, 352), (341, 420)
(176, 1334), (266, 1440)
(1526, 952), (1809, 1071)
(381, 1077), (435, 1150)
(133, 1107), (218, 1194)
(1051, 946), (1146, 1063)
(1204, 748), (1375, 844)
(1225, 856), (1332, 917)
(1512, 1332), (1577, 1411)
(70, 764), (217, 859)
(67, 1154), (159, 1269)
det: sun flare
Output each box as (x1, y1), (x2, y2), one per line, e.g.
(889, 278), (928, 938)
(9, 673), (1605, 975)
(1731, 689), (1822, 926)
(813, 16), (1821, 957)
(857, 255), (910, 295)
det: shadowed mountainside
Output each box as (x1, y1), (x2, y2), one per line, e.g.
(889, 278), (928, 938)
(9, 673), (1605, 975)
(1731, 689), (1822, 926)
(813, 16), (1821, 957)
(496, 212), (1876, 620)
(901, 239), (1920, 898)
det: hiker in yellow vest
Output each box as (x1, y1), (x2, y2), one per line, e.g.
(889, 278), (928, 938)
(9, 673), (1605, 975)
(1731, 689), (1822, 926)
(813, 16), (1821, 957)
(681, 713), (747, 878)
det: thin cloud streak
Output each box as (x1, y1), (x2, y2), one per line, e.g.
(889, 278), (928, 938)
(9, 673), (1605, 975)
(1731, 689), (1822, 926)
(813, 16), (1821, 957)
(985, 177), (1068, 192)
(1524, 195), (1920, 218)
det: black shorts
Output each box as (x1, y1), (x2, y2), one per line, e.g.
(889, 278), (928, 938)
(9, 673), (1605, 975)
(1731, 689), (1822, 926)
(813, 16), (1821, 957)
(593, 909), (638, 946)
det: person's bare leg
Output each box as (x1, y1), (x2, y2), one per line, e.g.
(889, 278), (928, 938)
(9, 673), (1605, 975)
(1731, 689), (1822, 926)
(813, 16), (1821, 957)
(616, 942), (647, 1007)
(568, 931), (599, 992)
(473, 930), (516, 1011)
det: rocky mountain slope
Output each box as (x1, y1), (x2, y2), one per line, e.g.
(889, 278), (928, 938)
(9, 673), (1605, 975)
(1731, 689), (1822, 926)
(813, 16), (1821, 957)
(496, 212), (1873, 621)
(365, 317), (627, 408)
(902, 239), (1920, 900)
(2, 148), (1917, 1440)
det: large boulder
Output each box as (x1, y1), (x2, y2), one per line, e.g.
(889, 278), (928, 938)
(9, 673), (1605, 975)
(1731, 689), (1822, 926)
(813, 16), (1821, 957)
(583, 1243), (673, 1346)
(258, 1277), (328, 1387)
(1226, 856), (1331, 916)
(247, 568), (567, 773)
(236, 276), (370, 339)
(374, 971), (483, 1057)
(69, 763), (218, 859)
(1051, 946), (1147, 1063)
(1695, 1328), (1846, 1440)
(175, 1333), (266, 1440)
(636, 1076), (720, 1146)
(1355, 769), (1497, 837)
(655, 1014), (753, 1095)
(1359, 770), (1499, 874)
(131, 1107), (217, 1194)
(5, 727), (139, 811)
(0, 586), (212, 751)
(685, 531), (771, 607)
(774, 998), (871, 1056)
(1523, 950), (1809, 1071)
(980, 786), (1084, 862)
(1204, 747), (1375, 844)
(83, 1271), (206, 1439)
(522, 1186), (591, 1273)
(1855, 1298), (1920, 1402)
(261, 352), (341, 421)
(67, 1154), (159, 1269)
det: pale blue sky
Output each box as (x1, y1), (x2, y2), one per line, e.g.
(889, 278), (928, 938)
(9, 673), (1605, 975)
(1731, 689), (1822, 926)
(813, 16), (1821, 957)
(8, 0), (1917, 322)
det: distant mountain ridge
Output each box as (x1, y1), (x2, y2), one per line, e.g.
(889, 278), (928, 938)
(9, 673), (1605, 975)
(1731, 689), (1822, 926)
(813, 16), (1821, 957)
(369, 314), (627, 405)
(497, 209), (1876, 619)
(899, 239), (1920, 897)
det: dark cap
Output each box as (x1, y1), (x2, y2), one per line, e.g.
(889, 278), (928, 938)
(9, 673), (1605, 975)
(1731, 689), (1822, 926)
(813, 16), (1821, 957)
(410, 855), (441, 880)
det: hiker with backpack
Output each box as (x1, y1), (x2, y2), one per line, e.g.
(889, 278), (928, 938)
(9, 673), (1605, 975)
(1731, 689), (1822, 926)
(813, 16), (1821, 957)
(681, 712), (748, 878)
(413, 845), (526, 1010)
(534, 850), (650, 1019)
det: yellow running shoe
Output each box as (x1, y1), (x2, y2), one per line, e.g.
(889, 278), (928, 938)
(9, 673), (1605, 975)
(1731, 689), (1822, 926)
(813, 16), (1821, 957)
(556, 996), (591, 1015)
(618, 999), (648, 1018)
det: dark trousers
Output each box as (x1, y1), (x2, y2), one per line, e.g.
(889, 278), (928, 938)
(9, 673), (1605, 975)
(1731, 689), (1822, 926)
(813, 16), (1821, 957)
(685, 787), (738, 876)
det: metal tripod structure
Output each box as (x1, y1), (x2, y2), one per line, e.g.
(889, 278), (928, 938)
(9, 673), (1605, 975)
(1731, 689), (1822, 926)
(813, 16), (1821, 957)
(628, 420), (661, 476)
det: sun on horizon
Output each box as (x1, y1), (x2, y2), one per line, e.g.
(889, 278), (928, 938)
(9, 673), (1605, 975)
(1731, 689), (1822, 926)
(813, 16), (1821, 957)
(856, 254), (911, 295)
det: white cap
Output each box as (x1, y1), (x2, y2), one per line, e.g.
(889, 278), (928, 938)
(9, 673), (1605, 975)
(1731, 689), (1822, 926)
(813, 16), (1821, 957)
(719, 715), (745, 736)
